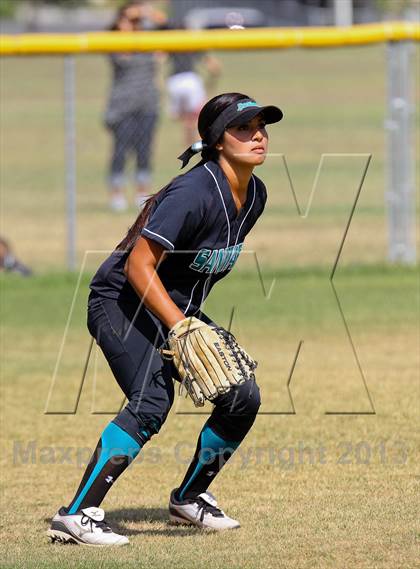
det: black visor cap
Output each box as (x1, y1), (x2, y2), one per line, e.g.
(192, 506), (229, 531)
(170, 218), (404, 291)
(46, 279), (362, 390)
(227, 104), (283, 128)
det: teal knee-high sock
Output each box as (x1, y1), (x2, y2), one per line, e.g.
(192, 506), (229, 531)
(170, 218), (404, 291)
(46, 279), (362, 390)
(67, 422), (141, 514)
(177, 423), (240, 500)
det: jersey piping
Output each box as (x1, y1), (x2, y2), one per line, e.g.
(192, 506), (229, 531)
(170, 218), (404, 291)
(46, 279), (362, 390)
(204, 162), (230, 247)
(142, 228), (174, 250)
(184, 279), (200, 314)
(235, 175), (256, 246)
(193, 275), (212, 315)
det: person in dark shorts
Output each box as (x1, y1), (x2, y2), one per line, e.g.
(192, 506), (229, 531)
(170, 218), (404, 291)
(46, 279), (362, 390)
(47, 92), (283, 546)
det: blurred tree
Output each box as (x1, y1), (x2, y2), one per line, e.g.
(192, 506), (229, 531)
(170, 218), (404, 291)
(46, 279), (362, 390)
(0, 0), (170, 18)
(0, 0), (19, 18)
(375, 0), (418, 17)
(35, 0), (90, 5)
(0, 0), (90, 17)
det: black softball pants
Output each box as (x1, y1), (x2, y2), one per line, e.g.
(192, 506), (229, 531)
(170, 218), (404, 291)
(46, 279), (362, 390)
(87, 292), (261, 444)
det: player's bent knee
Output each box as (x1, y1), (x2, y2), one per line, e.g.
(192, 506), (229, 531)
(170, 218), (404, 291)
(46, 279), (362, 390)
(208, 382), (261, 442)
(233, 381), (261, 417)
(114, 402), (172, 446)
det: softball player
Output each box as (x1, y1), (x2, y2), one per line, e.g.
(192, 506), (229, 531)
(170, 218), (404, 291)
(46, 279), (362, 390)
(47, 92), (282, 546)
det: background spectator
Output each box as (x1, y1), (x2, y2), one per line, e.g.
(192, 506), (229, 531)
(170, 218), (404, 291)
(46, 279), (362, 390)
(0, 236), (32, 276)
(105, 1), (166, 212)
(166, 48), (222, 146)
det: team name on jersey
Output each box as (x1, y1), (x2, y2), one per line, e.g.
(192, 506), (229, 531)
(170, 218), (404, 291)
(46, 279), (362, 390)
(189, 243), (243, 274)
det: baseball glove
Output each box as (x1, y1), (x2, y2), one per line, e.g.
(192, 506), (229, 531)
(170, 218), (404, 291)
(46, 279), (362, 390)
(160, 317), (257, 407)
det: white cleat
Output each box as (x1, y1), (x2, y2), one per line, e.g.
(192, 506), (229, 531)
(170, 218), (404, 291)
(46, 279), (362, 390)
(169, 489), (240, 530)
(47, 506), (129, 547)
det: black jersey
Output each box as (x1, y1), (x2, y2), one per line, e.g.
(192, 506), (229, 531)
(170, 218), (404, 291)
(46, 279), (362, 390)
(90, 160), (267, 315)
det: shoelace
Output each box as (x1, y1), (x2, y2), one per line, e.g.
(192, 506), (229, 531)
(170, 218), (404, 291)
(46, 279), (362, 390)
(196, 498), (224, 522)
(80, 514), (112, 533)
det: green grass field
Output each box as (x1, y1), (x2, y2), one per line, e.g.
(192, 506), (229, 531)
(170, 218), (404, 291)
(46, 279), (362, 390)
(1, 45), (419, 568)
(1, 267), (419, 568)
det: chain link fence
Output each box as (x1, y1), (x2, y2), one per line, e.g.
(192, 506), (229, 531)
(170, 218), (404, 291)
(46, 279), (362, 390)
(1, 41), (418, 272)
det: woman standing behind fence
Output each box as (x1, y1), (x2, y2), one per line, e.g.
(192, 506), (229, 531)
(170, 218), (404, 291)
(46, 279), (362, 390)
(105, 2), (166, 212)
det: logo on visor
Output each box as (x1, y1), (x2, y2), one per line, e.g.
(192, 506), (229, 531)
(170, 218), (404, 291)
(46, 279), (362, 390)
(237, 101), (260, 112)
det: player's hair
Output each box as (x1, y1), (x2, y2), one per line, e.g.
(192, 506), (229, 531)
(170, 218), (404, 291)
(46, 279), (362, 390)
(116, 92), (251, 252)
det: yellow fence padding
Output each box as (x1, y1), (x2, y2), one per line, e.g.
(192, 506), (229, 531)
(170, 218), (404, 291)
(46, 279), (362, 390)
(0, 22), (419, 56)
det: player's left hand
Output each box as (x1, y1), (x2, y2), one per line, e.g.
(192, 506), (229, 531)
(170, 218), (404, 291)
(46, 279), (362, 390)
(160, 317), (258, 407)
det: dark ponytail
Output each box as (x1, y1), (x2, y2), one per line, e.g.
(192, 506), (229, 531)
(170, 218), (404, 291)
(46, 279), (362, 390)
(116, 92), (251, 252)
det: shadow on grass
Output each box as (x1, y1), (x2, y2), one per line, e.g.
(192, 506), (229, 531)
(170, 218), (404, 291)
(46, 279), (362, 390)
(108, 508), (206, 537)
(44, 507), (206, 538)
